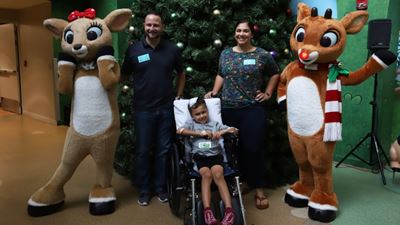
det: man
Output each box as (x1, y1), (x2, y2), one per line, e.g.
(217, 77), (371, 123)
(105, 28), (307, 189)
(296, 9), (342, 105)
(121, 12), (185, 206)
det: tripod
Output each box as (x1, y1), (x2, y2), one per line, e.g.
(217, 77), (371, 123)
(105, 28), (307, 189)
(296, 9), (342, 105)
(335, 72), (391, 185)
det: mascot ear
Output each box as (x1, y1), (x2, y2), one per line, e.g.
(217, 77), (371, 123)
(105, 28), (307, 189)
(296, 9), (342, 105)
(340, 10), (369, 34)
(104, 9), (132, 32)
(43, 18), (68, 39)
(297, 3), (311, 22)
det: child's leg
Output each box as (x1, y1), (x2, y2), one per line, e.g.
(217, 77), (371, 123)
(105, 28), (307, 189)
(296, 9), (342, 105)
(210, 165), (232, 208)
(199, 167), (213, 208)
(199, 167), (217, 225)
(211, 165), (235, 225)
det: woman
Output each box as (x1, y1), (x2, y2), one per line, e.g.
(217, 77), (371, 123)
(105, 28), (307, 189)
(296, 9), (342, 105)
(205, 20), (280, 210)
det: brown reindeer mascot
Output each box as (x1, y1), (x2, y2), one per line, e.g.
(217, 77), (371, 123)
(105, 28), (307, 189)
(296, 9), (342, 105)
(27, 8), (132, 216)
(278, 3), (396, 223)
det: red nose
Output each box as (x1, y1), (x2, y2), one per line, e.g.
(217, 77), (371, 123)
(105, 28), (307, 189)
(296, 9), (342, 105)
(299, 50), (309, 60)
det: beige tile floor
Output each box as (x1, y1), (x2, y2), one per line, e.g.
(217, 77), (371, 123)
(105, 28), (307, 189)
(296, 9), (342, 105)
(0, 111), (318, 225)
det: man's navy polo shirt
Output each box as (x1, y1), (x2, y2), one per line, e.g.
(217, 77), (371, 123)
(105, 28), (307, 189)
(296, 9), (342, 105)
(121, 38), (183, 111)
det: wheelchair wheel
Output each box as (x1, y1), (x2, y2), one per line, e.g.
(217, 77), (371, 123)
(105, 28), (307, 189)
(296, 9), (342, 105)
(183, 199), (199, 225)
(219, 196), (245, 225)
(196, 200), (205, 225)
(167, 143), (184, 217)
(184, 215), (194, 225)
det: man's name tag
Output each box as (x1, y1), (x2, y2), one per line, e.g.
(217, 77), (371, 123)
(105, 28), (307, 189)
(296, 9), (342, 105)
(198, 141), (212, 149)
(243, 59), (256, 65)
(138, 54), (150, 63)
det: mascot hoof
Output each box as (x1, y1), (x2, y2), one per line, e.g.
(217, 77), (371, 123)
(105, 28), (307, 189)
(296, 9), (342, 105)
(284, 190), (309, 208)
(27, 201), (64, 217)
(89, 200), (116, 215)
(308, 206), (336, 223)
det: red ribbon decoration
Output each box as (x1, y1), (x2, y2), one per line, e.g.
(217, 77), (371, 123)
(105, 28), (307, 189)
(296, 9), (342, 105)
(68, 8), (96, 22)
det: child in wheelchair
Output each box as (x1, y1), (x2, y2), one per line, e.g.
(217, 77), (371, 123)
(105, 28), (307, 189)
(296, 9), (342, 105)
(177, 97), (238, 225)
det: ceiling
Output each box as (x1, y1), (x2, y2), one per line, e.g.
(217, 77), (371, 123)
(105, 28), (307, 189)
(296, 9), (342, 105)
(0, 0), (49, 10)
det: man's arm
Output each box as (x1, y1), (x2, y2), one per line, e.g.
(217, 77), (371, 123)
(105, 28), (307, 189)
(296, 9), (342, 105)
(175, 71), (186, 98)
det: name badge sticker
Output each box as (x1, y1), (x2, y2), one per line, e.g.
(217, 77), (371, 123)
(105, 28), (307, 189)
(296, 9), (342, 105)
(137, 54), (150, 63)
(198, 141), (212, 149)
(243, 59), (256, 65)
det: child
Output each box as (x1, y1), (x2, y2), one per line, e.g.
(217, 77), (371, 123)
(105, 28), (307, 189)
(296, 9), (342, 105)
(177, 97), (238, 225)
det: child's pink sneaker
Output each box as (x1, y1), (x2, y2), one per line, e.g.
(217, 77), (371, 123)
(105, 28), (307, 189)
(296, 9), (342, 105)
(203, 207), (217, 225)
(221, 207), (235, 225)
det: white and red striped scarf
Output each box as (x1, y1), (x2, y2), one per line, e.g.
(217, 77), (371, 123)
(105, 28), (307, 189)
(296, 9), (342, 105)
(323, 79), (342, 142)
(298, 61), (348, 142)
(324, 63), (349, 142)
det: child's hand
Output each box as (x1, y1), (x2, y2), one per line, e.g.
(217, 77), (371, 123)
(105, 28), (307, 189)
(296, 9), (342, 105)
(200, 130), (213, 139)
(212, 131), (223, 140)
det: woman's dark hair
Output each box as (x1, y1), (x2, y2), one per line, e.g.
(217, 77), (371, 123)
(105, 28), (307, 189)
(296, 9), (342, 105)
(234, 20), (256, 34)
(188, 97), (207, 114)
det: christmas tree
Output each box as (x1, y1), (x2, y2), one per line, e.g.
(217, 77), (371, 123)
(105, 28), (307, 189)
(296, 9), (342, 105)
(114, 0), (298, 188)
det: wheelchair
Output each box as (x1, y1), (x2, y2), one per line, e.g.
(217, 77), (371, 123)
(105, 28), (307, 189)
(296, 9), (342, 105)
(167, 98), (246, 225)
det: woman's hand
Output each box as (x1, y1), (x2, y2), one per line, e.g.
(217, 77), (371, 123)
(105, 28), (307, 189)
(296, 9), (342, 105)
(204, 91), (216, 99)
(255, 90), (271, 102)
(204, 91), (212, 98)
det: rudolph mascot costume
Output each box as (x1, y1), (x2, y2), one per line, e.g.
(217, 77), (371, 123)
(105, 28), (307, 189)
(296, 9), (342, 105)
(278, 3), (395, 222)
(27, 8), (132, 216)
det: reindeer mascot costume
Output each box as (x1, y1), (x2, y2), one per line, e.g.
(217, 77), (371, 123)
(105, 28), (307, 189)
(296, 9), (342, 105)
(278, 3), (395, 222)
(27, 8), (132, 216)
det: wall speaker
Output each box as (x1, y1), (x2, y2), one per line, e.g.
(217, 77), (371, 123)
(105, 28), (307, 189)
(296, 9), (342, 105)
(367, 19), (391, 52)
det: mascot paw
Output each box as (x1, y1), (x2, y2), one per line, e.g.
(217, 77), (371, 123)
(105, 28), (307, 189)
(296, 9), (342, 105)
(308, 205), (337, 223)
(284, 191), (309, 208)
(27, 200), (64, 217)
(373, 50), (396, 66)
(89, 200), (116, 215)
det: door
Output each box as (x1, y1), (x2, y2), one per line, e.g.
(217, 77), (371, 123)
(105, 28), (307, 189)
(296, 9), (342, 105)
(0, 23), (21, 114)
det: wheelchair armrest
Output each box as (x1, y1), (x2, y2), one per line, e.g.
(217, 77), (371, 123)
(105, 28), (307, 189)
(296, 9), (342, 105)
(222, 133), (238, 145)
(222, 132), (236, 139)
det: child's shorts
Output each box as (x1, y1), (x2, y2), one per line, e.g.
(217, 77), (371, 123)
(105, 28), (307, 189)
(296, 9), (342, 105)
(193, 154), (223, 169)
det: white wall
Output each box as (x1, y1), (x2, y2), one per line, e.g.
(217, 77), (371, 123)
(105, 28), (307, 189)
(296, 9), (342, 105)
(18, 2), (57, 124)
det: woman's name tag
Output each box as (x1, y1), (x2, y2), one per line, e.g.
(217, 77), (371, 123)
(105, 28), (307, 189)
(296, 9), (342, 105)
(198, 141), (212, 149)
(243, 59), (256, 65)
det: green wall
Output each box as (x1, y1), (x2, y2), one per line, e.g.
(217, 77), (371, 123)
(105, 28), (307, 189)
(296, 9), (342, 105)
(334, 0), (398, 167)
